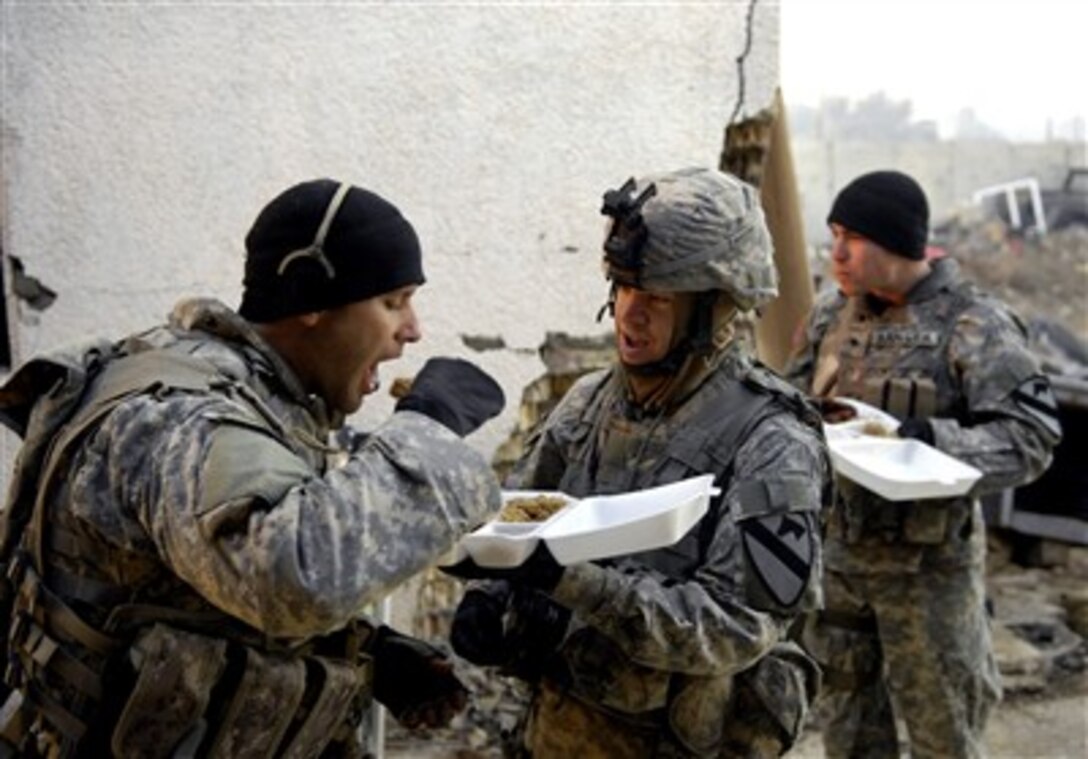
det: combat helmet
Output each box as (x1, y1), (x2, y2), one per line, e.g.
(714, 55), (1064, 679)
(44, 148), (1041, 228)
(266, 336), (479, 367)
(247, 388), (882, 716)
(600, 166), (778, 311)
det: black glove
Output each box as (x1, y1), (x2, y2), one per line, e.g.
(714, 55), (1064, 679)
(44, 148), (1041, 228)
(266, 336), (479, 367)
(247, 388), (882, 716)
(450, 583), (512, 666)
(370, 626), (468, 729)
(395, 357), (505, 437)
(450, 583), (570, 683)
(897, 417), (935, 445)
(504, 589), (571, 682)
(441, 542), (565, 592)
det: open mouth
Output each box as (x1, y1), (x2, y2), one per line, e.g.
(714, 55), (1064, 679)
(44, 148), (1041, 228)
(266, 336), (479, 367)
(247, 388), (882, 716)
(363, 365), (380, 395)
(619, 331), (653, 362)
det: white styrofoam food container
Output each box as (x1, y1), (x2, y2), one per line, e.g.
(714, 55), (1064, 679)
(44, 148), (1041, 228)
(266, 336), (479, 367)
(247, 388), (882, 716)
(453, 474), (719, 567)
(822, 397), (901, 441)
(829, 437), (982, 501)
(455, 491), (577, 568)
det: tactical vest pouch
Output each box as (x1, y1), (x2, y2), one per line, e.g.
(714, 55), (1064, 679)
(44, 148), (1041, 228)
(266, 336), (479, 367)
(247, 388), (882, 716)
(835, 480), (905, 544)
(732, 640), (819, 750)
(559, 627), (670, 716)
(900, 500), (950, 545)
(657, 644), (819, 757)
(110, 623), (370, 759)
(865, 377), (939, 420)
(111, 623), (228, 757)
(204, 646), (307, 758)
(666, 673), (733, 756)
(279, 656), (366, 759)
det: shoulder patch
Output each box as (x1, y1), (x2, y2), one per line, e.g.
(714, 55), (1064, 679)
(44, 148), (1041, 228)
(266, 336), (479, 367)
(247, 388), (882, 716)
(1010, 375), (1061, 438)
(741, 513), (814, 609)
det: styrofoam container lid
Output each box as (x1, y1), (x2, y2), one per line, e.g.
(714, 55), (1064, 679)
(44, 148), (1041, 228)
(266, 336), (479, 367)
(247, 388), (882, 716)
(829, 437), (983, 501)
(451, 474), (719, 567)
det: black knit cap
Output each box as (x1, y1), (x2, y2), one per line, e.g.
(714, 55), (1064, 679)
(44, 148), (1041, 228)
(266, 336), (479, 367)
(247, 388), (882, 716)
(827, 170), (929, 260)
(239, 178), (425, 322)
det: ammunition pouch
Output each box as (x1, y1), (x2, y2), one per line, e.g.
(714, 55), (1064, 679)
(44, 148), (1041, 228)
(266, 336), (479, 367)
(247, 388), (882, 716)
(834, 482), (970, 548)
(666, 673), (733, 756)
(861, 376), (938, 420)
(112, 624), (372, 758)
(667, 641), (817, 757)
(551, 627), (815, 757)
(1, 558), (371, 757)
(732, 641), (819, 750)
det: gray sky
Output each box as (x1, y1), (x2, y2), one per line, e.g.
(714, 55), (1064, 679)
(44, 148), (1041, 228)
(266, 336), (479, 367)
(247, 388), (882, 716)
(780, 0), (1088, 141)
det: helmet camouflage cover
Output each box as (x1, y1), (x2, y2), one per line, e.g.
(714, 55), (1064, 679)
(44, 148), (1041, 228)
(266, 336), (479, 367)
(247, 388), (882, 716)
(601, 167), (778, 311)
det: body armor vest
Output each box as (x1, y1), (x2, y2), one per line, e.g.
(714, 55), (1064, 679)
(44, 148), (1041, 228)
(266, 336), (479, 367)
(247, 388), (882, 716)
(533, 362), (824, 756)
(818, 286), (976, 421)
(0, 339), (371, 758)
(814, 273), (986, 570)
(556, 365), (813, 578)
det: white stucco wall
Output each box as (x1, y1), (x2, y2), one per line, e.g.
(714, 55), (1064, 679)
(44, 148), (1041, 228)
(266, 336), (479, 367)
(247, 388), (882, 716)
(1, 1), (778, 463)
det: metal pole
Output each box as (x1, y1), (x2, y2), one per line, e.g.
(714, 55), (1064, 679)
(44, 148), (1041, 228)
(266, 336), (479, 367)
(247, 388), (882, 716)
(366, 596), (393, 758)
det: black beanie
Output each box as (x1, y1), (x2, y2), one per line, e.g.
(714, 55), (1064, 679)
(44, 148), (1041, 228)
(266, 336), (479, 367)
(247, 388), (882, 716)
(827, 170), (929, 260)
(239, 178), (425, 322)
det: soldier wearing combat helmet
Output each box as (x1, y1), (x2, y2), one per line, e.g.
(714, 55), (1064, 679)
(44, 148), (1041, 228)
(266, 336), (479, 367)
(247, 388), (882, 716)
(447, 167), (832, 757)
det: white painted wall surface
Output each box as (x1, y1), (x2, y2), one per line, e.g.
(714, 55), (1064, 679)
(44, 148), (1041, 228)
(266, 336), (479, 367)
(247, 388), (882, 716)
(0, 1), (778, 466)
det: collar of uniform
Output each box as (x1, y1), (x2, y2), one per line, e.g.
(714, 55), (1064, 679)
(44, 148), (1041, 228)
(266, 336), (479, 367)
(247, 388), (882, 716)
(904, 256), (961, 304)
(167, 297), (333, 426)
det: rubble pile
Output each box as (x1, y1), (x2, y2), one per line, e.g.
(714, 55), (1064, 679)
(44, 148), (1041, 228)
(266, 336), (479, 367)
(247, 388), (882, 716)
(933, 216), (1088, 372)
(985, 534), (1088, 696)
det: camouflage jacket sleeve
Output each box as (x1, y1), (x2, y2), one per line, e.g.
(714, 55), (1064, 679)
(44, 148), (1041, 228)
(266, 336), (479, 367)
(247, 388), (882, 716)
(78, 394), (500, 639)
(931, 300), (1062, 495)
(548, 414), (827, 677)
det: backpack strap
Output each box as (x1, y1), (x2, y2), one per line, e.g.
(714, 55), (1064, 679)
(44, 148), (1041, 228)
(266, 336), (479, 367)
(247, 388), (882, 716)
(0, 349), (238, 753)
(24, 350), (225, 572)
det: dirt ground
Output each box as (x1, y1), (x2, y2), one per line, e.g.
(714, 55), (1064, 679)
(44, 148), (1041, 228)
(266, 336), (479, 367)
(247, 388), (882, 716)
(786, 687), (1088, 759)
(384, 683), (1088, 759)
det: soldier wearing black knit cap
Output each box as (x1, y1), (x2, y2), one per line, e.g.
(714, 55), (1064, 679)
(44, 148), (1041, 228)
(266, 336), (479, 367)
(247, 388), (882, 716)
(239, 178), (504, 428)
(784, 170), (1061, 759)
(0, 177), (506, 756)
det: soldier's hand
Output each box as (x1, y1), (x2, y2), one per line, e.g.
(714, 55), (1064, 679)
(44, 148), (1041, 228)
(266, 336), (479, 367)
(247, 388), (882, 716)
(451, 583), (571, 683)
(504, 589), (571, 681)
(450, 584), (512, 666)
(371, 626), (468, 729)
(897, 417), (935, 445)
(394, 357), (505, 436)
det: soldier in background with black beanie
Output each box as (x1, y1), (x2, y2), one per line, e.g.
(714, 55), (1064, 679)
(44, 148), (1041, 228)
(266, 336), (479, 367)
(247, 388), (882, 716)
(0, 177), (506, 756)
(784, 170), (1062, 758)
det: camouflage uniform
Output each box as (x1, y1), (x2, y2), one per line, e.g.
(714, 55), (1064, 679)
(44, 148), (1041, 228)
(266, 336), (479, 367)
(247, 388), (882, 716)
(0, 297), (500, 757)
(784, 257), (1062, 758)
(500, 169), (832, 757)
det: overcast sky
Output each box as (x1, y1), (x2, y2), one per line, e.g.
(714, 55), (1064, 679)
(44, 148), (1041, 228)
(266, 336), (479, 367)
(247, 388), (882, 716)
(780, 0), (1088, 141)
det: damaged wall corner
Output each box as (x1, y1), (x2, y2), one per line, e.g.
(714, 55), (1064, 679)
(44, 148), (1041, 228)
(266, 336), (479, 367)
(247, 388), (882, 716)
(721, 89), (814, 372)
